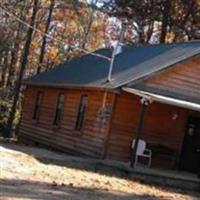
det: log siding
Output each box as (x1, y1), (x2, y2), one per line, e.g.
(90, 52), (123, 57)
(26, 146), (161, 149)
(142, 55), (200, 101)
(106, 92), (190, 169)
(19, 87), (115, 158)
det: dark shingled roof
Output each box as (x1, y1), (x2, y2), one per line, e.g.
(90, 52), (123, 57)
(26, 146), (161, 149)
(26, 40), (200, 89)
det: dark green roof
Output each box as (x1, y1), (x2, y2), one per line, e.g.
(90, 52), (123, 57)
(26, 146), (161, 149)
(27, 40), (200, 89)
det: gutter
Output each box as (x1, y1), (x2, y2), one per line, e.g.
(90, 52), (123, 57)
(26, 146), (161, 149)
(123, 87), (200, 112)
(24, 82), (120, 93)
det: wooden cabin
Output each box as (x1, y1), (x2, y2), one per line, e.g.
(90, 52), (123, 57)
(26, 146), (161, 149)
(19, 41), (200, 175)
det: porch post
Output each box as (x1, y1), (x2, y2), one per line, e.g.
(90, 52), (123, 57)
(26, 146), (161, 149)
(131, 97), (149, 168)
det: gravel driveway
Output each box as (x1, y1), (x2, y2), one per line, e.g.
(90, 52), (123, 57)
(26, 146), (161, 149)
(0, 141), (199, 200)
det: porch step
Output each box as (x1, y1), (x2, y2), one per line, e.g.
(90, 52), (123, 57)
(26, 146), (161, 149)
(131, 167), (200, 192)
(103, 160), (200, 192)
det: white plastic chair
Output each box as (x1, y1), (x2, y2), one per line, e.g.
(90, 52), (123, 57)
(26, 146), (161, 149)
(132, 139), (152, 167)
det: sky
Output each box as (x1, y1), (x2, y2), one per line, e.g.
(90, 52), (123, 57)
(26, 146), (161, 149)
(87, 0), (110, 7)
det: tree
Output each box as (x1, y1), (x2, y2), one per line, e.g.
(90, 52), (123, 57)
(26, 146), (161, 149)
(37, 0), (55, 74)
(99, 0), (200, 43)
(169, 0), (200, 41)
(160, 0), (171, 43)
(6, 1), (28, 89)
(6, 0), (39, 137)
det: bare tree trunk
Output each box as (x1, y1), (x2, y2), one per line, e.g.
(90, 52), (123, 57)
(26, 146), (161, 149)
(1, 52), (9, 89)
(146, 21), (154, 43)
(72, 1), (95, 49)
(160, 0), (171, 43)
(81, 7), (95, 49)
(37, 0), (55, 74)
(6, 0), (39, 138)
(6, 2), (27, 89)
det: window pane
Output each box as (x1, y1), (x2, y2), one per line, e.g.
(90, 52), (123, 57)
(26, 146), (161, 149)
(33, 91), (43, 121)
(58, 94), (64, 109)
(53, 93), (65, 125)
(75, 95), (88, 130)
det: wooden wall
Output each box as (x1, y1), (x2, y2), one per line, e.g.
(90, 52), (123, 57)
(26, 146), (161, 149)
(105, 92), (140, 161)
(106, 91), (189, 169)
(19, 86), (115, 158)
(20, 86), (197, 169)
(143, 55), (200, 100)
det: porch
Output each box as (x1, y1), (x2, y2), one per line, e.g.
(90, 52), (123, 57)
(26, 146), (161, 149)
(120, 87), (200, 177)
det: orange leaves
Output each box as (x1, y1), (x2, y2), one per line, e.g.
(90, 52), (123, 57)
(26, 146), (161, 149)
(46, 46), (59, 61)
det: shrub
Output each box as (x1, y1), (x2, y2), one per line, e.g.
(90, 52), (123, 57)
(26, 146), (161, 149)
(0, 100), (11, 133)
(0, 100), (20, 136)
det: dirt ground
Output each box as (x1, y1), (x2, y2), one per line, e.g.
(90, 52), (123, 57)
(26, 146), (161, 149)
(0, 141), (199, 200)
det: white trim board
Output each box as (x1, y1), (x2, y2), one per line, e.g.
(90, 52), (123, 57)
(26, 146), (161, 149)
(123, 87), (200, 112)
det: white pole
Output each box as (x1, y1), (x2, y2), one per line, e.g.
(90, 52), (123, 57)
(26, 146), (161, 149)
(107, 23), (126, 82)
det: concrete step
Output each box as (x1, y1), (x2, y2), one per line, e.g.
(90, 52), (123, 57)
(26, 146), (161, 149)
(102, 160), (200, 192)
(130, 168), (200, 192)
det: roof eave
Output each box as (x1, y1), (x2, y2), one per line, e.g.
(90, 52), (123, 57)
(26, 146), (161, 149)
(24, 82), (118, 93)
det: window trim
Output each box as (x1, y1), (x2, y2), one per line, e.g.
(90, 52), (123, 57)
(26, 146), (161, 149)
(75, 95), (88, 131)
(32, 91), (44, 122)
(53, 93), (65, 127)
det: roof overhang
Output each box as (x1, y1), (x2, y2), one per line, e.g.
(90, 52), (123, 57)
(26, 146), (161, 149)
(123, 87), (200, 112)
(24, 82), (120, 93)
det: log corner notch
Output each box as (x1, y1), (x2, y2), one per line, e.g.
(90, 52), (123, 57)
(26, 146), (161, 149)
(131, 97), (152, 168)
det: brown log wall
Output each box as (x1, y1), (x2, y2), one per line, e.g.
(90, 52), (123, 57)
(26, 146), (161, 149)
(106, 92), (189, 169)
(143, 55), (200, 99)
(19, 86), (115, 158)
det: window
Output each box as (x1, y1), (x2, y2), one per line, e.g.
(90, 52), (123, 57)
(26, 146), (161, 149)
(33, 91), (43, 121)
(75, 95), (88, 131)
(53, 93), (65, 126)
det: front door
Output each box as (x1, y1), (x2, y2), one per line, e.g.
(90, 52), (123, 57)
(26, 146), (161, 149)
(180, 117), (200, 174)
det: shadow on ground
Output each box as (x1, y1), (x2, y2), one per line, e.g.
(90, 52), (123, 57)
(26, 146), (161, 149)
(0, 178), (172, 200)
(1, 140), (199, 197)
(0, 140), (132, 179)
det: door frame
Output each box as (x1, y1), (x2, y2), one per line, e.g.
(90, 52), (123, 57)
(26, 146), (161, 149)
(179, 115), (200, 174)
